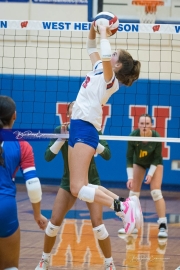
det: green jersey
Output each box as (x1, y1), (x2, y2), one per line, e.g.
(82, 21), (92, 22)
(45, 126), (111, 191)
(126, 129), (163, 169)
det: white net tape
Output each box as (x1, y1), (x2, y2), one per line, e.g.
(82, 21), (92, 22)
(12, 131), (180, 143)
(1, 20), (180, 144)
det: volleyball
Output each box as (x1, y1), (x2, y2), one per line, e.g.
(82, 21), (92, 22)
(93, 11), (119, 36)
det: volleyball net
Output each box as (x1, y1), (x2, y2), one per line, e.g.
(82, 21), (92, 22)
(0, 20), (180, 141)
(1, 20), (180, 183)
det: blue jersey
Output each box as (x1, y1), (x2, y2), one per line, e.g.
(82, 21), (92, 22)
(0, 140), (37, 197)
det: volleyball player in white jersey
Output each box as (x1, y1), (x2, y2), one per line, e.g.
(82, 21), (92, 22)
(68, 23), (142, 235)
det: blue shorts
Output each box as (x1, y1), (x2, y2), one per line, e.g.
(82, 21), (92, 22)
(68, 119), (99, 150)
(0, 194), (19, 237)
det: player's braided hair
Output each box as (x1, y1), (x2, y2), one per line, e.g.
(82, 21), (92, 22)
(115, 49), (141, 86)
(0, 96), (16, 166)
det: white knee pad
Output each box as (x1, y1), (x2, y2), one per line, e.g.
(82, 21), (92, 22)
(78, 185), (95, 203)
(88, 184), (99, 189)
(45, 221), (60, 237)
(129, 191), (140, 198)
(4, 268), (18, 270)
(93, 224), (109, 240)
(151, 189), (163, 201)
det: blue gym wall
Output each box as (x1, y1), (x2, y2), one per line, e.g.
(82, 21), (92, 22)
(1, 74), (180, 188)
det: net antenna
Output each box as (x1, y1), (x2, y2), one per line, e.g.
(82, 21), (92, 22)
(132, 0), (164, 24)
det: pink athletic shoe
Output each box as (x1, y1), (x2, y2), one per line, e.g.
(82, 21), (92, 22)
(116, 200), (136, 235)
(127, 196), (143, 230)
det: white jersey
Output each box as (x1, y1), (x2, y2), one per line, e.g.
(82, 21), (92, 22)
(72, 60), (119, 131)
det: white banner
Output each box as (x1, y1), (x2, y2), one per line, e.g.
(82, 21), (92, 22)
(0, 20), (180, 34)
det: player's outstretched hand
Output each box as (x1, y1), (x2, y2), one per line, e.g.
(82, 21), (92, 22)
(34, 214), (48, 230)
(61, 122), (70, 140)
(61, 122), (69, 133)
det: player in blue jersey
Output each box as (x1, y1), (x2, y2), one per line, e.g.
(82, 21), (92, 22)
(68, 23), (142, 235)
(0, 95), (47, 270)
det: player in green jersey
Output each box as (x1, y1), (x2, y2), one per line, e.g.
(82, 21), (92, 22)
(35, 102), (119, 270)
(118, 114), (167, 238)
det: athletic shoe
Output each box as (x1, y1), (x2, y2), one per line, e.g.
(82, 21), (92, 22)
(127, 196), (143, 230)
(175, 266), (180, 270)
(118, 234), (138, 250)
(158, 223), (168, 238)
(116, 200), (136, 235)
(118, 227), (138, 234)
(35, 259), (49, 270)
(105, 261), (116, 270)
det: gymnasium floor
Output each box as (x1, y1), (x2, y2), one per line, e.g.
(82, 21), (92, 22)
(17, 184), (180, 270)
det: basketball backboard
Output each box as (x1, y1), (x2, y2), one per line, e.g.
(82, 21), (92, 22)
(88, 0), (180, 24)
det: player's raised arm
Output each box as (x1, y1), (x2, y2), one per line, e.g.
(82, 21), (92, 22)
(87, 23), (101, 66)
(98, 24), (114, 83)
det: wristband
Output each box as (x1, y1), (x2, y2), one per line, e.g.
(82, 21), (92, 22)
(87, 38), (98, 55)
(96, 143), (105, 154)
(50, 139), (65, 154)
(100, 39), (111, 61)
(148, 164), (157, 177)
(127, 167), (133, 179)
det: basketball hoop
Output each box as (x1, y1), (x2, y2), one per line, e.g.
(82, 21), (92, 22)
(132, 0), (164, 24)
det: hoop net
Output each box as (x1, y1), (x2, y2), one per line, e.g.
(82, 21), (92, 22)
(132, 0), (164, 24)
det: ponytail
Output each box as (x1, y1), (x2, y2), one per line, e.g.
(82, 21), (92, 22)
(115, 49), (141, 86)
